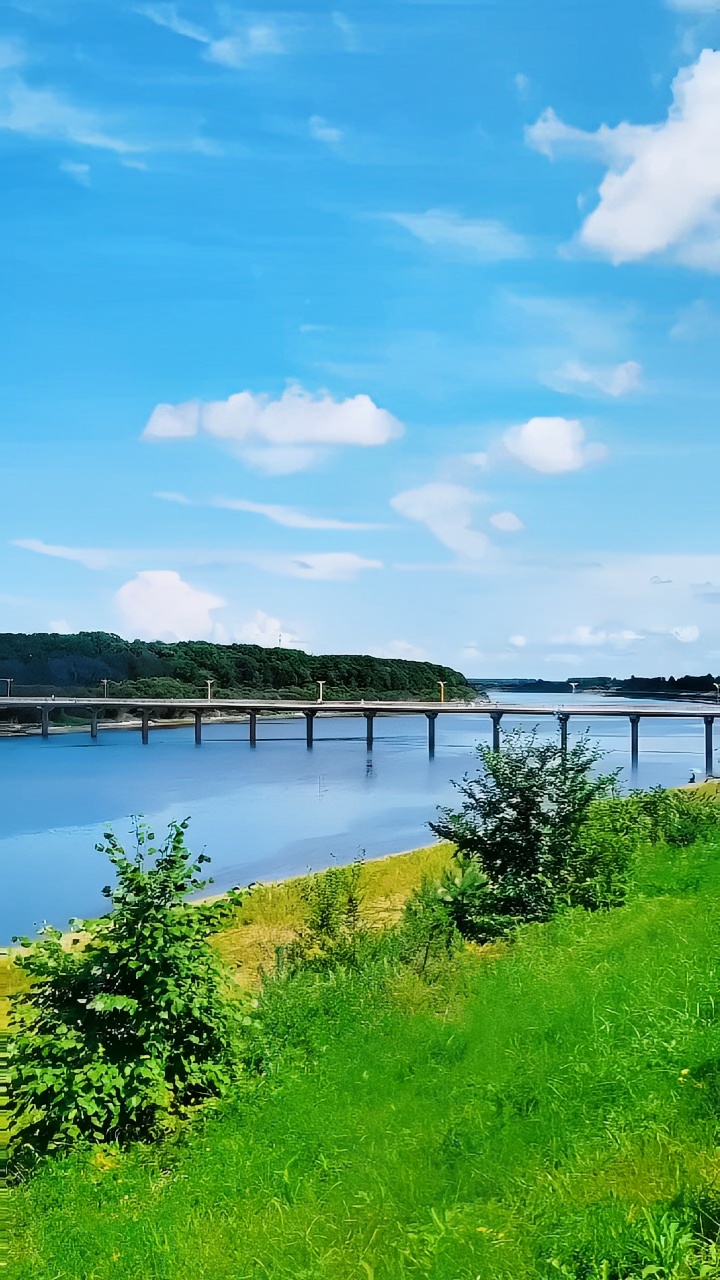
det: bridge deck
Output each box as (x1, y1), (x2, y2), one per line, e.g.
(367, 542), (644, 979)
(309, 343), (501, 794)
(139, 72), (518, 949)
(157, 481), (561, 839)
(1, 698), (720, 718)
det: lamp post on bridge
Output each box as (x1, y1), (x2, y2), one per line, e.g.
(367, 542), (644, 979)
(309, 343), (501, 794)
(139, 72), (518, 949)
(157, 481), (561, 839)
(101, 679), (110, 698)
(2, 678), (12, 697)
(438, 681), (446, 704)
(207, 680), (215, 701)
(714, 682), (720, 703)
(316, 680), (325, 703)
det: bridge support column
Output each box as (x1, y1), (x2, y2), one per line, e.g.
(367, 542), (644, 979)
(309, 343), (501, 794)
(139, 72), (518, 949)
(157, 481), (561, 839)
(141, 709), (149, 745)
(365, 711), (375, 750)
(90, 710), (98, 740)
(630, 714), (640, 774)
(490, 711), (503, 752)
(426, 711), (438, 756)
(194, 711), (202, 746)
(305, 710), (316, 749)
(705, 716), (714, 779)
(249, 711), (257, 747)
(40, 707), (49, 739)
(558, 712), (569, 757)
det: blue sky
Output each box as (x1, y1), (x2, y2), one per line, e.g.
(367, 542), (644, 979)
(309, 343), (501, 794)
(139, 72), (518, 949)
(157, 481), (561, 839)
(3, 0), (720, 677)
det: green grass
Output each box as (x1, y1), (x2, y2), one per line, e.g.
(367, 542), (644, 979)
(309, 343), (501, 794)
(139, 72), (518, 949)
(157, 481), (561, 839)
(10, 837), (720, 1278)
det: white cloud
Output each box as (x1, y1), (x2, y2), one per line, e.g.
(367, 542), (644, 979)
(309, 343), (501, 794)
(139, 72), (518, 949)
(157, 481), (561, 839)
(116, 570), (225, 641)
(669, 298), (720, 339)
(60, 160), (91, 186)
(138, 4), (209, 42)
(509, 634), (527, 647)
(206, 25), (284, 67)
(387, 209), (530, 261)
(310, 115), (342, 144)
(527, 50), (720, 269)
(143, 384), (403, 473)
(554, 625), (644, 647)
(514, 72), (530, 97)
(372, 640), (428, 661)
(249, 552), (382, 581)
(548, 358), (642, 397)
(0, 77), (141, 153)
(0, 39), (25, 70)
(155, 490), (193, 505)
(235, 610), (304, 648)
(502, 417), (607, 474)
(489, 511), (524, 533)
(391, 484), (489, 560)
(332, 11), (361, 50)
(672, 625), (700, 641)
(667, 0), (720, 10)
(139, 5), (285, 66)
(48, 619), (73, 634)
(12, 538), (121, 569)
(212, 497), (381, 530)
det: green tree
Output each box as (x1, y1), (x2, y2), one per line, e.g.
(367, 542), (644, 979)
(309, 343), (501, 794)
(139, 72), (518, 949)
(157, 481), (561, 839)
(10, 821), (244, 1158)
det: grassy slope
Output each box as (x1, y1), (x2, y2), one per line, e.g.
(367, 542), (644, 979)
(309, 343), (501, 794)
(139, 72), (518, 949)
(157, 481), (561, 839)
(10, 837), (720, 1279)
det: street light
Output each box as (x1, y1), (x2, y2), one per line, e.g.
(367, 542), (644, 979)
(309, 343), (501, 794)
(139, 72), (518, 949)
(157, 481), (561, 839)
(438, 681), (446, 704)
(207, 679), (215, 701)
(714, 682), (720, 703)
(101, 679), (110, 698)
(316, 680), (325, 703)
(2, 678), (12, 697)
(570, 682), (578, 695)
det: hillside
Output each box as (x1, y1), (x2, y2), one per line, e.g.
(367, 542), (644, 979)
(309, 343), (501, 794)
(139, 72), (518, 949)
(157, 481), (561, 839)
(0, 631), (475, 703)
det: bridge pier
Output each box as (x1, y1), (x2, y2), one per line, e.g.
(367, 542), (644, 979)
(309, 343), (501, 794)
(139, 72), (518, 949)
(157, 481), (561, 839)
(90, 710), (98, 740)
(490, 711), (503, 752)
(141, 709), (149, 745)
(305, 710), (316, 748)
(40, 707), (49, 739)
(630, 714), (640, 774)
(249, 711), (257, 747)
(558, 712), (569, 757)
(194, 711), (202, 746)
(365, 711), (375, 750)
(426, 711), (438, 756)
(705, 716), (715, 778)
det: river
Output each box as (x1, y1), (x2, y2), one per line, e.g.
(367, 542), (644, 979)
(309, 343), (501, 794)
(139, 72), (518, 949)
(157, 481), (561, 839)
(1, 692), (717, 944)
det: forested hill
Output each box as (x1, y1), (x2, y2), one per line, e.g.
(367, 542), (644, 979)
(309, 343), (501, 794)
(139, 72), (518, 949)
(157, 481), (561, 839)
(0, 632), (475, 702)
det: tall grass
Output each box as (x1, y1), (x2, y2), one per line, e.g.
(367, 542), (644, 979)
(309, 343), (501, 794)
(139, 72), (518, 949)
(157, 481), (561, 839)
(10, 834), (720, 1278)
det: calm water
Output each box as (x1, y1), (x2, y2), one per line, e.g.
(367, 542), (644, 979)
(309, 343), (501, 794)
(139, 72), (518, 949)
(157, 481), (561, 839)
(1, 693), (716, 944)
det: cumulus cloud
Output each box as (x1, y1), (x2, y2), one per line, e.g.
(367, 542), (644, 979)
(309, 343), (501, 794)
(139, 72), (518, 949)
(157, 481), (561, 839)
(391, 484), (489, 560)
(310, 115), (342, 144)
(489, 511), (524, 533)
(235, 610), (304, 648)
(548, 359), (642, 397)
(527, 50), (720, 269)
(143, 384), (403, 473)
(386, 209), (530, 261)
(116, 570), (225, 641)
(672, 625), (700, 641)
(502, 417), (607, 474)
(509, 634), (527, 647)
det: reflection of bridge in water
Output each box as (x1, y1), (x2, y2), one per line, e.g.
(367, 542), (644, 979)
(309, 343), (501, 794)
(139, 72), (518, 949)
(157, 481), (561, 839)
(2, 697), (720, 777)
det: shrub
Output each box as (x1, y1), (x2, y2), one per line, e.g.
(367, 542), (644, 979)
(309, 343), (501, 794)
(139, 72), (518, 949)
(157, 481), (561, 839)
(429, 731), (621, 941)
(628, 786), (720, 848)
(10, 821), (246, 1160)
(283, 857), (368, 973)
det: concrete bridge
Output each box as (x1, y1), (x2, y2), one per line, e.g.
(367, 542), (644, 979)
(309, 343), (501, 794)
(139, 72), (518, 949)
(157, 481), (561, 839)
(1, 696), (720, 776)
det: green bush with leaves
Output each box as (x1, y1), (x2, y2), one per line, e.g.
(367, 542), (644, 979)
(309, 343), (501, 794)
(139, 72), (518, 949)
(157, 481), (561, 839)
(284, 857), (368, 973)
(10, 821), (245, 1159)
(427, 730), (621, 941)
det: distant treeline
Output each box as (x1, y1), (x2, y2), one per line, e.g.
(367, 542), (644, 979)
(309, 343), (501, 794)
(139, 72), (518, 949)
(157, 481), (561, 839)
(470, 675), (720, 696)
(0, 632), (475, 705)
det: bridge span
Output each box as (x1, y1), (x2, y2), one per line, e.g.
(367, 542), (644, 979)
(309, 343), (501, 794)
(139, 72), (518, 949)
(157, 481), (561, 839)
(2, 697), (720, 776)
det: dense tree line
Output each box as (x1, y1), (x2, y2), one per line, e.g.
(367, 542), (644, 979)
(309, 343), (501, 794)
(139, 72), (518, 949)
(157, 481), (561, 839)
(0, 631), (474, 703)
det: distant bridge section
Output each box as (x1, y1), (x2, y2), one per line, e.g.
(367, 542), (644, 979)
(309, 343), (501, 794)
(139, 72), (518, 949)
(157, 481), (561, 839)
(1, 697), (719, 777)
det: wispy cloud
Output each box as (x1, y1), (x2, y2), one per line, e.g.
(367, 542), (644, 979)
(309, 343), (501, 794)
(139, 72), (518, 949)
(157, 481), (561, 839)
(391, 484), (490, 560)
(0, 78), (142, 154)
(59, 159), (91, 186)
(310, 115), (343, 145)
(547, 358), (642, 398)
(211, 497), (382, 530)
(138, 4), (287, 67)
(387, 209), (531, 261)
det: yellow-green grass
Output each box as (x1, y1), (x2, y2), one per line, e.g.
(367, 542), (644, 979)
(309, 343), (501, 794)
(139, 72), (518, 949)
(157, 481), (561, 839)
(11, 835), (720, 1278)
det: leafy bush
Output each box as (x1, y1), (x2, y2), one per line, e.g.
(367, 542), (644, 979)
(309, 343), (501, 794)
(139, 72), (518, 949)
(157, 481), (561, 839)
(628, 786), (720, 848)
(283, 857), (368, 973)
(10, 821), (246, 1159)
(428, 731), (620, 941)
